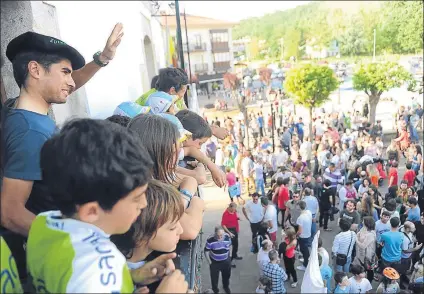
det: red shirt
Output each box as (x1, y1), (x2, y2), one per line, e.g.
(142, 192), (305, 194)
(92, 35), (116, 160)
(226, 172), (236, 187)
(403, 170), (416, 187)
(221, 210), (239, 232)
(388, 168), (398, 187)
(278, 186), (290, 209)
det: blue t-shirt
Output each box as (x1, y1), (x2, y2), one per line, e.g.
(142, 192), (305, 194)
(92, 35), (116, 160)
(320, 265), (333, 293)
(2, 103), (57, 215)
(381, 231), (404, 262)
(295, 122), (304, 135)
(334, 285), (349, 294)
(407, 206), (420, 222)
(257, 116), (264, 128)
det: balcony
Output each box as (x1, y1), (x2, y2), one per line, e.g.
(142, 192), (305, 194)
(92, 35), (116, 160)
(211, 41), (229, 52)
(213, 61), (231, 73)
(183, 42), (207, 52)
(194, 63), (209, 74)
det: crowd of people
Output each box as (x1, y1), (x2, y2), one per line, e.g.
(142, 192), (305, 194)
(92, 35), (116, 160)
(203, 89), (423, 293)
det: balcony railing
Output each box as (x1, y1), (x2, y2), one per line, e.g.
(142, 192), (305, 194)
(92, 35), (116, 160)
(183, 42), (207, 52)
(213, 61), (231, 73)
(211, 41), (229, 52)
(194, 63), (209, 74)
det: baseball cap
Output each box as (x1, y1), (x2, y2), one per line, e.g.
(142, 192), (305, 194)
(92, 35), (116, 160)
(113, 102), (150, 118)
(145, 91), (178, 114)
(6, 31), (85, 70)
(157, 113), (192, 143)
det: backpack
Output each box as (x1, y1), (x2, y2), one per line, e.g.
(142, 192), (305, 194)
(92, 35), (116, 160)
(252, 234), (264, 254)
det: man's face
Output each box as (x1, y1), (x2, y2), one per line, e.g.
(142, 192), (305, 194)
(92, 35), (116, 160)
(329, 166), (336, 172)
(184, 137), (208, 149)
(216, 229), (225, 241)
(401, 183), (407, 190)
(381, 215), (390, 224)
(36, 59), (76, 104)
(293, 193), (300, 202)
(252, 195), (259, 203)
(346, 201), (355, 212)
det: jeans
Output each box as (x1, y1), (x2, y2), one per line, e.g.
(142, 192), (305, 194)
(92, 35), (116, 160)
(255, 178), (265, 197)
(298, 237), (310, 267)
(335, 255), (352, 273)
(410, 125), (419, 142)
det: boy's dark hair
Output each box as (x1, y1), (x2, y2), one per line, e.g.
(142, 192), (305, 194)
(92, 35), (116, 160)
(406, 162), (412, 170)
(151, 75), (159, 89)
(363, 216), (375, 231)
(282, 177), (290, 185)
(261, 197), (269, 206)
(156, 67), (188, 93)
(175, 109), (212, 140)
(381, 210), (391, 218)
(276, 177), (284, 186)
(334, 272), (347, 284)
(298, 200), (306, 210)
(385, 198), (397, 211)
(105, 115), (131, 127)
(40, 119), (153, 216)
(12, 51), (64, 88)
(350, 264), (365, 275)
(390, 217), (400, 228)
(408, 196), (418, 206)
(339, 218), (351, 232)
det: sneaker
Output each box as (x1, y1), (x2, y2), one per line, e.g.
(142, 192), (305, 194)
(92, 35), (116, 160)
(291, 282), (298, 288)
(299, 257), (304, 262)
(224, 287), (231, 294)
(297, 265), (306, 271)
(324, 228), (332, 231)
(234, 256), (243, 260)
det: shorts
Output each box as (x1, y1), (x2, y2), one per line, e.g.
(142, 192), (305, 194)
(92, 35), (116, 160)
(269, 231), (277, 242)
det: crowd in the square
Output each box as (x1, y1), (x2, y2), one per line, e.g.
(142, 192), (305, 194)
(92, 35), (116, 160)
(203, 90), (423, 293)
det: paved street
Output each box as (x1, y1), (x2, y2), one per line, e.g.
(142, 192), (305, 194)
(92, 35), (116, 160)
(198, 137), (410, 293)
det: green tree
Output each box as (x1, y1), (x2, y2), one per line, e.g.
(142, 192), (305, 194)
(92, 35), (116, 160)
(352, 62), (413, 124)
(247, 37), (260, 60)
(339, 16), (367, 56)
(285, 64), (339, 141)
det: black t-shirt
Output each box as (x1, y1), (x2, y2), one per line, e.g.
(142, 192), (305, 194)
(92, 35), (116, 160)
(320, 187), (334, 209)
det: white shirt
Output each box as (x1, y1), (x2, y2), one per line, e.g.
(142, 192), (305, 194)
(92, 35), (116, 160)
(264, 205), (278, 233)
(299, 141), (312, 161)
(348, 277), (372, 294)
(275, 150), (289, 167)
(296, 211), (312, 238)
(254, 163), (264, 180)
(401, 230), (414, 259)
(244, 200), (264, 224)
(215, 149), (224, 166)
(242, 157), (254, 178)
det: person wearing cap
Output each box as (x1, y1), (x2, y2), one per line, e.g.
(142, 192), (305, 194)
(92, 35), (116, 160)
(0, 25), (123, 279)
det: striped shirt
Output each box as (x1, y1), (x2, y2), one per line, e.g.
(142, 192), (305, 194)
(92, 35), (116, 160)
(204, 234), (232, 262)
(332, 231), (356, 256)
(323, 167), (343, 188)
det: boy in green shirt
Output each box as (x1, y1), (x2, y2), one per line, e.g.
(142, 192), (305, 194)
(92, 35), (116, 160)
(26, 119), (187, 293)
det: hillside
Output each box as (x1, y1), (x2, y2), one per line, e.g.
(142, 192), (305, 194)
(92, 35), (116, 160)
(232, 1), (422, 59)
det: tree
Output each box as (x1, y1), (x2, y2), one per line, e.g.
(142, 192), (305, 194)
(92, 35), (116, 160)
(352, 62), (413, 124)
(285, 64), (339, 141)
(338, 16), (367, 56)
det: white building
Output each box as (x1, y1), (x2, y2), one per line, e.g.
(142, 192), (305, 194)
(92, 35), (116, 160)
(162, 14), (237, 93)
(1, 1), (167, 123)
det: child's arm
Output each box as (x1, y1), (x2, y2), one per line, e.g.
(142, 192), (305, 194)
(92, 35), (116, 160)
(176, 165), (207, 185)
(184, 146), (226, 187)
(179, 196), (204, 240)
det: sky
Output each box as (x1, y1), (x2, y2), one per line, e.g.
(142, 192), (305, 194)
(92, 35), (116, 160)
(180, 1), (310, 22)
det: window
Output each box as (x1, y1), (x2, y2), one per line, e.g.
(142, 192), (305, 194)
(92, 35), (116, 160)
(213, 52), (230, 62)
(211, 32), (228, 43)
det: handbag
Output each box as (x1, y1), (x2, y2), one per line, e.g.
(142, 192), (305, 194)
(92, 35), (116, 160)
(363, 247), (378, 270)
(336, 232), (353, 266)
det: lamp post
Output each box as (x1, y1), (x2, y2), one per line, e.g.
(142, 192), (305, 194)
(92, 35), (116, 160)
(372, 28), (376, 62)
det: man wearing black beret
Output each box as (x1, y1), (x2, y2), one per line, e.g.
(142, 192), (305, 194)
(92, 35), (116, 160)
(0, 23), (124, 281)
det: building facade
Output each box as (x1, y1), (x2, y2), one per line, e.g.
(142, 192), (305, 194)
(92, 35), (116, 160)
(162, 14), (236, 93)
(1, 1), (167, 123)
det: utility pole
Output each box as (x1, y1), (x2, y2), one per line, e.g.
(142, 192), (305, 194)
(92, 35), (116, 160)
(183, 9), (192, 83)
(174, 0), (188, 107)
(271, 102), (275, 152)
(373, 28), (376, 62)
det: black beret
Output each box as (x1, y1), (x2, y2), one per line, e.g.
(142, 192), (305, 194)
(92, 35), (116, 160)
(6, 31), (85, 70)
